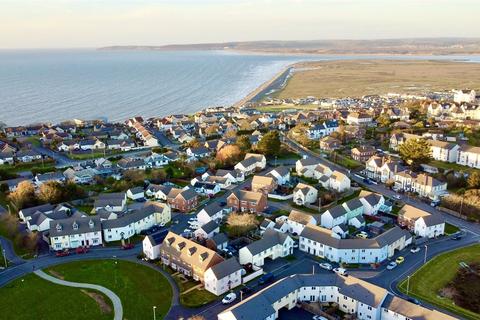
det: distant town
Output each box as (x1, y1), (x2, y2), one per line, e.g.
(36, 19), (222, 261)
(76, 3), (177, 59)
(1, 87), (480, 320)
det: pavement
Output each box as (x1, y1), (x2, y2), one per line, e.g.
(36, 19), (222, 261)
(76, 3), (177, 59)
(35, 269), (124, 320)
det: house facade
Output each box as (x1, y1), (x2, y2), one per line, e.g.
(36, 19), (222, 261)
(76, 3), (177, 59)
(239, 229), (294, 267)
(227, 190), (268, 213)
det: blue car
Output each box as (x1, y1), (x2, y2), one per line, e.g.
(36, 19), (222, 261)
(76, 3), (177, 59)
(259, 273), (274, 285)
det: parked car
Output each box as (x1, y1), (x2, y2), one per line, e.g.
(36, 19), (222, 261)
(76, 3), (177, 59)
(387, 262), (397, 270)
(356, 231), (368, 239)
(410, 246), (420, 253)
(451, 232), (462, 240)
(259, 272), (274, 285)
(333, 267), (347, 276)
(393, 195), (402, 200)
(396, 256), (405, 264)
(240, 286), (253, 295)
(184, 228), (192, 233)
(55, 249), (70, 257)
(293, 242), (299, 248)
(122, 243), (135, 250)
(312, 316), (328, 320)
(318, 262), (333, 271)
(75, 246), (88, 254)
(222, 292), (237, 304)
(407, 297), (421, 305)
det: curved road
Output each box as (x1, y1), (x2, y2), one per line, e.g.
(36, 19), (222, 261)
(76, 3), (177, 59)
(34, 269), (123, 320)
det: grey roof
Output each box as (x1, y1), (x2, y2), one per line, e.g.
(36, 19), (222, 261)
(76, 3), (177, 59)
(361, 193), (382, 206)
(201, 202), (223, 217)
(102, 203), (164, 229)
(421, 214), (445, 227)
(298, 157), (318, 167)
(178, 188), (198, 200)
(211, 232), (228, 245)
(326, 204), (348, 219)
(301, 225), (407, 250)
(343, 198), (364, 211)
(209, 258), (242, 279)
(199, 220), (219, 234)
(269, 166), (290, 177)
(36, 172), (64, 182)
(244, 229), (289, 256)
(128, 186), (144, 194)
(49, 216), (101, 237)
(20, 203), (55, 218)
(147, 230), (169, 246)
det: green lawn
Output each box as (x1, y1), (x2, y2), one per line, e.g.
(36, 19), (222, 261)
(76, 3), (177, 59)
(180, 288), (218, 308)
(0, 162), (56, 174)
(397, 244), (480, 320)
(444, 223), (460, 235)
(0, 273), (112, 320)
(429, 160), (480, 174)
(48, 260), (173, 320)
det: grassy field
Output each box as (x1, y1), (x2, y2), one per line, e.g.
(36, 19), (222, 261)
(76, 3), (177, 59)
(0, 273), (112, 320)
(276, 60), (480, 99)
(398, 244), (480, 320)
(48, 260), (173, 320)
(444, 222), (460, 235)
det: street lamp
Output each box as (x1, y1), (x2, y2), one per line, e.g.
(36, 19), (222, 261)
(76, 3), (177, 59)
(406, 275), (411, 296)
(153, 306), (157, 320)
(2, 248), (7, 269)
(423, 245), (428, 264)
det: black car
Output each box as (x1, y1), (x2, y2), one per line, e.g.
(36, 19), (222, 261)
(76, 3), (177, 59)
(451, 235), (462, 240)
(240, 286), (253, 295)
(407, 297), (421, 305)
(259, 273), (274, 285)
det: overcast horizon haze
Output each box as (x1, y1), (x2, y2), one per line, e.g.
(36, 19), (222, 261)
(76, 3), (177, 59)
(1, 0), (480, 49)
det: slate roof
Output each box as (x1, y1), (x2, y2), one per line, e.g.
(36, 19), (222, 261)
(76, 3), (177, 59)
(199, 220), (219, 234)
(208, 258), (243, 280)
(49, 216), (101, 237)
(243, 229), (289, 256)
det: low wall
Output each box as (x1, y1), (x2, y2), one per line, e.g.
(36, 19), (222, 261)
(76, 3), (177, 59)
(268, 193), (293, 200)
(438, 206), (469, 221)
(243, 268), (264, 284)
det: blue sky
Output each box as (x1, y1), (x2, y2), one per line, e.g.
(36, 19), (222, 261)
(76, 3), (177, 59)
(1, 0), (478, 48)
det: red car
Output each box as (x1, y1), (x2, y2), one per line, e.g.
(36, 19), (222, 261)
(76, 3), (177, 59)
(121, 243), (134, 250)
(75, 246), (89, 254)
(55, 249), (70, 257)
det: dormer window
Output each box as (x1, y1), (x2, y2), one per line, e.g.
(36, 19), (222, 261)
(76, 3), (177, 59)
(177, 241), (186, 251)
(56, 223), (62, 232)
(188, 247), (197, 256)
(166, 237), (175, 246)
(89, 219), (94, 229)
(72, 221), (79, 230)
(199, 252), (208, 262)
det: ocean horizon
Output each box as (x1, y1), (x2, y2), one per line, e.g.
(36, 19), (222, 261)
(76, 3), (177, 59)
(1, 49), (480, 126)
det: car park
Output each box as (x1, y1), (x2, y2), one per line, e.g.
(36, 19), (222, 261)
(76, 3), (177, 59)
(222, 292), (237, 304)
(333, 267), (347, 276)
(318, 262), (333, 271)
(396, 256), (405, 264)
(387, 262), (397, 270)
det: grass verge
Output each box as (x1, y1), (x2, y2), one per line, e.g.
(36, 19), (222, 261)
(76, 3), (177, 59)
(397, 244), (480, 320)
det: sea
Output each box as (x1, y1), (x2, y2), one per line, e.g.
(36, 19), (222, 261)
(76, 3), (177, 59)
(1, 49), (480, 126)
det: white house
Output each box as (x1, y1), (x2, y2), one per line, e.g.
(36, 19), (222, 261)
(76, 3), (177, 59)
(127, 187), (145, 201)
(102, 202), (171, 242)
(94, 193), (127, 213)
(346, 112), (373, 126)
(414, 215), (445, 239)
(359, 191), (385, 215)
(293, 183), (318, 206)
(143, 231), (168, 260)
(49, 217), (103, 250)
(194, 220), (220, 239)
(300, 224), (411, 264)
(218, 273), (455, 320)
(453, 89), (476, 103)
(267, 166), (291, 186)
(234, 153), (266, 176)
(204, 258), (243, 296)
(239, 229), (294, 267)
(287, 210), (317, 235)
(196, 202), (226, 226)
(145, 184), (172, 201)
(456, 145), (480, 169)
(429, 140), (459, 163)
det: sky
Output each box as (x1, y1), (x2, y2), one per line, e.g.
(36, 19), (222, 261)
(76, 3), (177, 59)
(1, 0), (479, 49)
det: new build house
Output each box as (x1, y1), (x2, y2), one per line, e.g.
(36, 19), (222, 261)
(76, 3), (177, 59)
(49, 217), (103, 250)
(239, 229), (294, 267)
(204, 258), (243, 296)
(300, 224), (411, 264)
(398, 205), (445, 238)
(218, 273), (456, 320)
